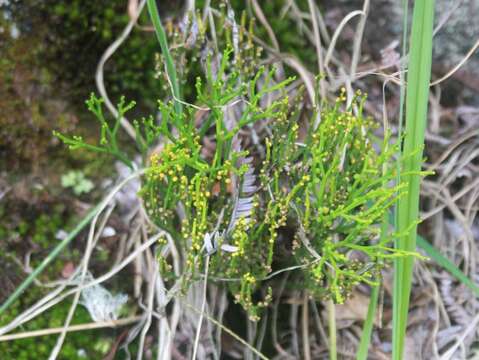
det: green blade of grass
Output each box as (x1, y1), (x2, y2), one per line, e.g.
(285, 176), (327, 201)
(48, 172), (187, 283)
(391, 209), (479, 296)
(327, 299), (337, 360)
(356, 283), (379, 359)
(357, 214), (388, 360)
(0, 171), (143, 317)
(393, 1), (435, 359)
(357, 212), (479, 358)
(0, 203), (102, 317)
(417, 235), (479, 296)
(146, 0), (182, 116)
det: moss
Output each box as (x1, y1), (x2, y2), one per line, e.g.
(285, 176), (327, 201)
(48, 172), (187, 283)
(0, 287), (110, 360)
(4, 0), (165, 108)
(0, 2), (145, 175)
(0, 14), (76, 172)
(0, 198), (80, 282)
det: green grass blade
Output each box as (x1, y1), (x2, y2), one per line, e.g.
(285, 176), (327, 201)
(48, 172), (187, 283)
(146, 0), (182, 116)
(389, 210), (479, 296)
(392, 0), (409, 349)
(354, 231), (479, 360)
(0, 203), (102, 317)
(0, 171), (142, 317)
(357, 214), (388, 359)
(355, 182), (479, 359)
(327, 299), (337, 360)
(356, 283), (379, 359)
(417, 235), (479, 296)
(393, 1), (435, 359)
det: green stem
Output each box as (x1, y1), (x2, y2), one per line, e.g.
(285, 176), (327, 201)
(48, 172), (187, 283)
(0, 203), (101, 316)
(327, 299), (337, 360)
(417, 235), (479, 296)
(146, 0), (182, 116)
(0, 171), (143, 316)
(356, 281), (379, 359)
(393, 1), (435, 359)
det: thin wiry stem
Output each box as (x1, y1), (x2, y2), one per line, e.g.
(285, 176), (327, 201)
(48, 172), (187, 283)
(95, 0), (146, 140)
(307, 0), (326, 103)
(302, 292), (311, 360)
(183, 300), (269, 360)
(0, 170), (145, 317)
(192, 257), (210, 360)
(49, 205), (115, 360)
(0, 316), (142, 341)
(350, 0), (370, 79)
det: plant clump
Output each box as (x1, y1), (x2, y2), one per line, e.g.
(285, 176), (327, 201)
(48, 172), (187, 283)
(55, 7), (415, 322)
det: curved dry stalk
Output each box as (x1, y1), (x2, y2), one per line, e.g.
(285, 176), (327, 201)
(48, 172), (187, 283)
(307, 0), (326, 100)
(0, 316), (142, 342)
(137, 266), (158, 360)
(430, 38), (479, 86)
(324, 10), (364, 70)
(310, 299), (329, 350)
(0, 231), (162, 337)
(440, 313), (479, 360)
(95, 0), (147, 140)
(421, 178), (479, 221)
(0, 169), (145, 335)
(313, 4), (331, 46)
(49, 205), (115, 360)
(154, 226), (182, 360)
(441, 148), (479, 187)
(192, 257), (210, 360)
(417, 262), (442, 359)
(209, 7), (317, 108)
(350, 0), (370, 79)
(182, 300), (269, 360)
(289, 294), (300, 358)
(302, 292), (311, 360)
(250, 0), (280, 51)
(281, 56), (316, 106)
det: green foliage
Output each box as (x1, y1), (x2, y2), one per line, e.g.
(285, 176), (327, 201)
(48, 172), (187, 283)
(54, 94), (136, 168)
(393, 1), (435, 359)
(142, 47), (293, 319)
(153, 5), (264, 101)
(0, 288), (108, 360)
(54, 6), (415, 322)
(263, 88), (415, 304)
(61, 170), (94, 195)
(4, 0), (163, 105)
(142, 82), (413, 319)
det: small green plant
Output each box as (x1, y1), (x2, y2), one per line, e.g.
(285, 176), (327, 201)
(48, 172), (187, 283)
(266, 88), (412, 304)
(142, 46), (294, 319)
(7, 6), (479, 359)
(53, 94), (136, 168)
(61, 170), (94, 195)
(51, 8), (418, 323)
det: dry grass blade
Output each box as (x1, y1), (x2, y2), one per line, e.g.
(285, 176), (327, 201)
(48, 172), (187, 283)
(0, 170), (144, 317)
(0, 316), (142, 342)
